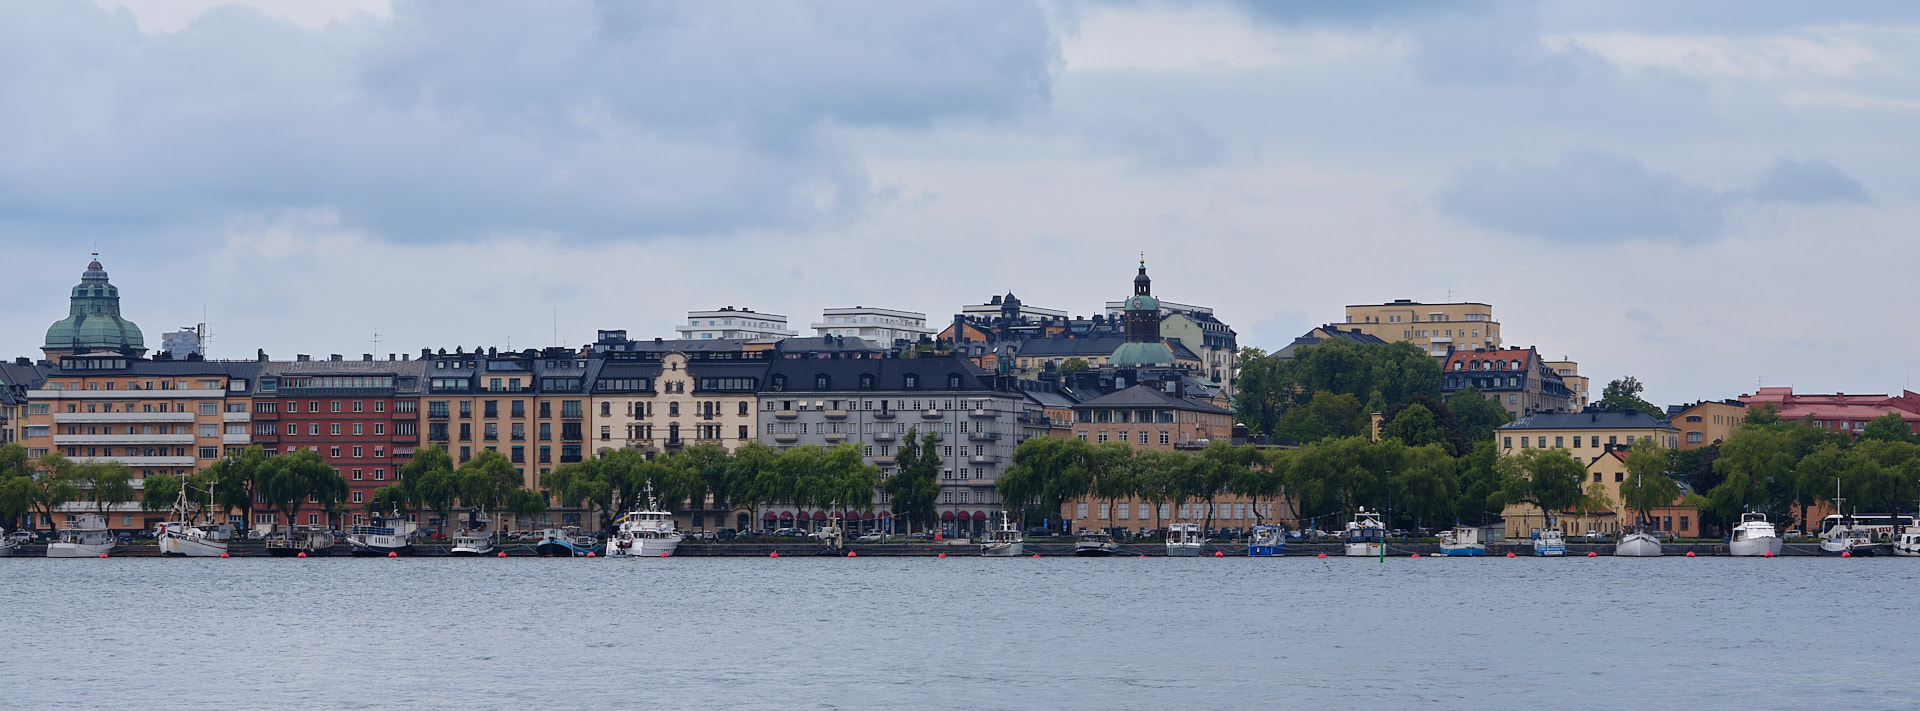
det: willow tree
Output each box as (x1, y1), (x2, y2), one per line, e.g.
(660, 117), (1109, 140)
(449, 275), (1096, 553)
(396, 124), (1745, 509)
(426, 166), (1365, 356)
(259, 449), (347, 531)
(210, 446), (272, 530)
(1497, 448), (1585, 533)
(1622, 439), (1681, 528)
(457, 448), (523, 531)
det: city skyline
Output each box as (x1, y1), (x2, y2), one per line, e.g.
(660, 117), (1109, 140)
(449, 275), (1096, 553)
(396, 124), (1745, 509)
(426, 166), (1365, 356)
(6, 1), (1920, 408)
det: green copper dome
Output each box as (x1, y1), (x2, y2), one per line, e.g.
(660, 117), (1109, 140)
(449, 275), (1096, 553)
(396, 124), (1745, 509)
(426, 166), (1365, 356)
(1110, 340), (1175, 367)
(44, 257), (145, 355)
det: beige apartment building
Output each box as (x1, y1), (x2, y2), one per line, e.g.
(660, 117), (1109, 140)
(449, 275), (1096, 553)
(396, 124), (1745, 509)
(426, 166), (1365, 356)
(589, 350), (765, 457)
(1342, 299), (1500, 357)
(1666, 400), (1746, 450)
(1544, 360), (1588, 409)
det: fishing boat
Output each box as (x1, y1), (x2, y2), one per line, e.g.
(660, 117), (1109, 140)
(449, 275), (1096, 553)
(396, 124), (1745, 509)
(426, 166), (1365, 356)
(266, 525), (335, 557)
(606, 492), (679, 558)
(157, 484), (228, 557)
(1819, 520), (1891, 556)
(1438, 526), (1489, 557)
(1073, 529), (1119, 557)
(1532, 528), (1567, 557)
(449, 519), (496, 557)
(1615, 526), (1665, 557)
(980, 511), (1024, 557)
(1341, 508), (1386, 557)
(1165, 522), (1204, 557)
(46, 513), (116, 558)
(347, 513), (418, 557)
(534, 526), (599, 557)
(1728, 512), (1783, 557)
(1247, 524), (1285, 557)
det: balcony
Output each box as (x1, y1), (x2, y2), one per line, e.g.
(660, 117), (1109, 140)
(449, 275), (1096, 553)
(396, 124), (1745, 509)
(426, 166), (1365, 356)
(53, 434), (195, 446)
(968, 409), (999, 419)
(920, 410), (943, 420)
(429, 412), (449, 420)
(823, 410), (848, 420)
(53, 412), (195, 424)
(967, 431), (1002, 442)
(968, 454), (1001, 465)
(823, 432), (847, 443)
(872, 410), (896, 420)
(222, 411), (251, 423)
(70, 455), (196, 467)
(872, 456), (896, 467)
(560, 454), (583, 463)
(774, 410), (799, 421)
(665, 438), (686, 449)
(870, 431), (897, 442)
(222, 434), (251, 445)
(774, 433), (799, 444)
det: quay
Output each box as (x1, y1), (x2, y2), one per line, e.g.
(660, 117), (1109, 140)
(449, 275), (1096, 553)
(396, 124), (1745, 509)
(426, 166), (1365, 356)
(0, 541), (1849, 557)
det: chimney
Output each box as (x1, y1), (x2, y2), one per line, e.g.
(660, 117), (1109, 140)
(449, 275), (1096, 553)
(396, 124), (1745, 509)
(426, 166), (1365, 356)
(297, 354), (310, 362)
(256, 349), (267, 362)
(362, 354), (373, 361)
(329, 354), (343, 362)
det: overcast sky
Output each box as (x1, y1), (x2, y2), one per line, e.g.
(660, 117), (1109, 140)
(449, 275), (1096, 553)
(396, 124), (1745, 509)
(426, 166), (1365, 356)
(5, 0), (1918, 407)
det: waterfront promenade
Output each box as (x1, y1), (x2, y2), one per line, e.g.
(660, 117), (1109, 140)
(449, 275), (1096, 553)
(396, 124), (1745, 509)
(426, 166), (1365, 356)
(0, 541), (1852, 557)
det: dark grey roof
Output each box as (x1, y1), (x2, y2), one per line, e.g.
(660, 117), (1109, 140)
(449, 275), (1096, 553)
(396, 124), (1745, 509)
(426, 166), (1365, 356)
(762, 356), (1006, 393)
(1023, 389), (1081, 408)
(1496, 409), (1676, 431)
(1016, 335), (1128, 358)
(772, 336), (886, 354)
(1072, 384), (1231, 414)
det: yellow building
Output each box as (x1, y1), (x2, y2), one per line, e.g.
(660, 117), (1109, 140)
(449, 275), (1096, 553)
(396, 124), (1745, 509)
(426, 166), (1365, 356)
(1494, 410), (1679, 456)
(1503, 450), (1700, 539)
(418, 347), (591, 493)
(1666, 400), (1746, 450)
(589, 351), (764, 457)
(1544, 360), (1588, 409)
(1341, 299), (1500, 357)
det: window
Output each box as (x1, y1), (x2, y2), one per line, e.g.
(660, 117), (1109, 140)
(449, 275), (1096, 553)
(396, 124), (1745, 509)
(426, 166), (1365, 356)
(1686, 432), (1703, 444)
(352, 423), (363, 436)
(197, 446), (217, 459)
(330, 423), (341, 436)
(1503, 437), (1512, 448)
(1077, 503), (1088, 519)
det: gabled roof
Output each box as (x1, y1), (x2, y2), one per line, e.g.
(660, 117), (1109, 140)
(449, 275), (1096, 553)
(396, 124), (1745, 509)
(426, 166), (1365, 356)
(1071, 384), (1231, 414)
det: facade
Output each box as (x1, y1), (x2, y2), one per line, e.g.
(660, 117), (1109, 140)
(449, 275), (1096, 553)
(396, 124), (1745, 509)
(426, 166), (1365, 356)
(756, 356), (1031, 536)
(43, 257), (146, 362)
(1442, 347), (1577, 417)
(1341, 299), (1500, 357)
(958, 292), (1067, 323)
(1505, 449), (1698, 539)
(810, 307), (933, 346)
(1159, 311), (1238, 394)
(1665, 400), (1747, 450)
(18, 353), (259, 531)
(161, 324), (206, 357)
(1494, 408), (1680, 456)
(249, 355), (426, 530)
(676, 307), (797, 340)
(418, 347), (600, 506)
(1274, 324), (1387, 360)
(1059, 383), (1258, 535)
(1737, 387), (1920, 436)
(1544, 360), (1588, 410)
(0, 360), (52, 444)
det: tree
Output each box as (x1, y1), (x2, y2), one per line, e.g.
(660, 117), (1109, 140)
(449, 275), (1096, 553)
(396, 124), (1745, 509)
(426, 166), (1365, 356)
(141, 473), (184, 516)
(1273, 391), (1366, 442)
(0, 444), (37, 531)
(258, 449), (347, 531)
(397, 444), (454, 519)
(23, 454), (81, 532)
(1621, 438), (1682, 527)
(1059, 357), (1091, 373)
(1599, 376), (1664, 419)
(1446, 387), (1514, 445)
(1381, 403), (1448, 451)
(1452, 441), (1508, 526)
(1744, 403), (1780, 426)
(210, 446), (272, 530)
(367, 485), (409, 516)
(821, 442), (881, 518)
(1498, 448), (1585, 532)
(505, 487), (549, 529)
(456, 448), (523, 531)
(1858, 412), (1916, 444)
(728, 440), (780, 530)
(1390, 443), (1456, 532)
(883, 428), (940, 533)
(1233, 339), (1441, 439)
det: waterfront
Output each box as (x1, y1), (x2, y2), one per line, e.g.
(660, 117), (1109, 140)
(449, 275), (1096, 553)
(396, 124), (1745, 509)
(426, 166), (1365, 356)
(3, 557), (1913, 709)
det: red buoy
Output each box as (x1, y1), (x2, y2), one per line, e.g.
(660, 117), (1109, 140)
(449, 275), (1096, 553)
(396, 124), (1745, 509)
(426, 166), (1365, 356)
(1842, 551), (1852, 558)
(1214, 551), (1224, 557)
(770, 551), (779, 558)
(938, 552), (946, 558)
(297, 551), (307, 558)
(1410, 553), (1419, 558)
(1587, 551), (1597, 557)
(1031, 553), (1040, 558)
(388, 551), (398, 558)
(1764, 551), (1775, 558)
(1317, 552), (1326, 558)
(1506, 552), (1515, 557)
(497, 551), (507, 558)
(1138, 554), (1145, 558)
(220, 552), (229, 558)
(846, 551), (855, 557)
(1686, 551), (1696, 558)
(98, 553), (107, 558)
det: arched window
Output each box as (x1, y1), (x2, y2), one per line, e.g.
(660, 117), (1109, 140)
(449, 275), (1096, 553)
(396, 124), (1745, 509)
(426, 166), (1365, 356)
(738, 401), (749, 416)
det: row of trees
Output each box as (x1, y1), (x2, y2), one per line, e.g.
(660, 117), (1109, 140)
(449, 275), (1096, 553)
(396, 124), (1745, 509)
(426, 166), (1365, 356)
(0, 444), (353, 532)
(1688, 406), (1920, 532)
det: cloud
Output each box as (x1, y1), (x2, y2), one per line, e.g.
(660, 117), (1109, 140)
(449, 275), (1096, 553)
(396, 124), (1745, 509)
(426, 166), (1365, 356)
(1436, 148), (1724, 242)
(1744, 157), (1868, 204)
(0, 0), (1057, 243)
(1090, 110), (1231, 173)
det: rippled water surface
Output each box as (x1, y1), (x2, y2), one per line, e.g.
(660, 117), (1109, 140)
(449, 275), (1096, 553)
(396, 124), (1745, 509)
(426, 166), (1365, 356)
(2, 555), (1913, 709)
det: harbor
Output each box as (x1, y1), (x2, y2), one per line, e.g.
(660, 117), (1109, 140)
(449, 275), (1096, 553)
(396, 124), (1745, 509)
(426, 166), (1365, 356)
(0, 539), (1873, 557)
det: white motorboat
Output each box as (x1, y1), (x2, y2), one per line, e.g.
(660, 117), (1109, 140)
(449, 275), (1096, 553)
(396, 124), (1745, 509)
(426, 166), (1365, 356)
(1247, 525), (1284, 557)
(1165, 522), (1204, 557)
(1073, 530), (1119, 557)
(1728, 512), (1783, 557)
(981, 511), (1024, 557)
(607, 493), (680, 558)
(266, 525), (335, 557)
(449, 519), (497, 557)
(1894, 528), (1920, 557)
(157, 484), (229, 557)
(1342, 508), (1386, 557)
(1438, 526), (1489, 557)
(1820, 522), (1891, 556)
(1615, 526), (1665, 557)
(1532, 528), (1567, 557)
(0, 536), (15, 557)
(347, 513), (418, 557)
(47, 513), (116, 558)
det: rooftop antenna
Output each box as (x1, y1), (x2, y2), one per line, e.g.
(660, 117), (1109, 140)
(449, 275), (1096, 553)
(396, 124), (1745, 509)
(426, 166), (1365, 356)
(553, 307), (559, 348)
(371, 328), (382, 352)
(1446, 284), (1454, 301)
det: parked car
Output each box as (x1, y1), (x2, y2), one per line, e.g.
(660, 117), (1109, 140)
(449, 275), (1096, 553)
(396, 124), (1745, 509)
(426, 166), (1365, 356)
(855, 533), (886, 543)
(716, 529), (738, 541)
(4, 530), (34, 544)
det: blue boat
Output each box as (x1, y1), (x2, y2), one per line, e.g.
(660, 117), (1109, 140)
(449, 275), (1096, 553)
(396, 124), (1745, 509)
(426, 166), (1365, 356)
(534, 527), (600, 557)
(1531, 528), (1567, 557)
(1247, 525), (1285, 557)
(1438, 525), (1490, 557)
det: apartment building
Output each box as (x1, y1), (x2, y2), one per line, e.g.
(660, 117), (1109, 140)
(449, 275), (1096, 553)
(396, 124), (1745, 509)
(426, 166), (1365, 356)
(675, 307), (797, 340)
(249, 355), (426, 528)
(810, 307), (933, 347)
(1342, 299), (1500, 357)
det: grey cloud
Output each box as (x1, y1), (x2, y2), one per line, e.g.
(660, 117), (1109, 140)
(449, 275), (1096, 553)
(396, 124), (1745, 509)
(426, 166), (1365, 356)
(1436, 148), (1723, 243)
(0, 0), (1056, 243)
(1094, 110), (1229, 173)
(1744, 158), (1868, 205)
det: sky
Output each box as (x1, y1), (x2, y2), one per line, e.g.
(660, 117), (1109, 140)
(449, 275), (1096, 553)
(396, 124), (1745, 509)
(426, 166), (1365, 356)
(4, 0), (1919, 407)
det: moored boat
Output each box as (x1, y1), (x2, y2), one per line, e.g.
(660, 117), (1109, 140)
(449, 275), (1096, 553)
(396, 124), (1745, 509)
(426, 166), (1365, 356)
(157, 483), (228, 557)
(266, 525), (336, 557)
(1247, 524), (1284, 557)
(1532, 528), (1567, 557)
(606, 494), (679, 558)
(534, 526), (599, 557)
(1342, 508), (1385, 557)
(981, 511), (1024, 557)
(1894, 528), (1920, 557)
(47, 514), (116, 558)
(449, 520), (496, 557)
(1438, 526), (1488, 557)
(1615, 527), (1664, 557)
(1165, 522), (1204, 557)
(1819, 522), (1890, 556)
(347, 513), (417, 557)
(1728, 512), (1783, 557)
(1073, 530), (1119, 557)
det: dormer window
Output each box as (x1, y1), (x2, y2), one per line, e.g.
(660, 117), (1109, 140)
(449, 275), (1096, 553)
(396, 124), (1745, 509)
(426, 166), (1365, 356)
(904, 374), (919, 389)
(948, 374), (962, 389)
(859, 374), (874, 389)
(770, 375), (786, 392)
(815, 374), (831, 390)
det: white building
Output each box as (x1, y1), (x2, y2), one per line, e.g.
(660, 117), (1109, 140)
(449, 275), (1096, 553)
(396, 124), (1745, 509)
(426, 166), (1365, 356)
(810, 306), (933, 346)
(674, 307), (797, 340)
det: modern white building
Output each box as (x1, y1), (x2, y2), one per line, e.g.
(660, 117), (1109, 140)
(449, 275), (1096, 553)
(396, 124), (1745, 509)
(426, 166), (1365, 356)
(675, 307), (797, 340)
(810, 306), (933, 346)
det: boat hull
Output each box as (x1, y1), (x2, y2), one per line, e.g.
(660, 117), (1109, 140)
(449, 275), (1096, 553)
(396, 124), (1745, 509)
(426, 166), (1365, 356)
(536, 540), (594, 557)
(1729, 535), (1783, 557)
(1073, 545), (1118, 557)
(1615, 533), (1664, 557)
(1344, 542), (1382, 557)
(1895, 539), (1920, 557)
(1247, 544), (1284, 557)
(350, 543), (414, 557)
(981, 541), (1025, 557)
(1439, 545), (1487, 557)
(0, 540), (14, 557)
(266, 545), (330, 557)
(1165, 542), (1204, 557)
(1820, 542), (1892, 556)
(47, 541), (115, 558)
(608, 537), (679, 558)
(159, 533), (228, 557)
(1533, 542), (1566, 557)
(448, 544), (494, 557)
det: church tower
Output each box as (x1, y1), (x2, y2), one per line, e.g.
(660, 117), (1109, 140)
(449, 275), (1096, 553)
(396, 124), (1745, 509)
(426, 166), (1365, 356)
(1109, 256), (1175, 367)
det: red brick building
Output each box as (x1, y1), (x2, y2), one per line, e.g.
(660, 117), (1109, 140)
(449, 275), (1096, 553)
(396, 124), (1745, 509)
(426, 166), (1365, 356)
(249, 357), (427, 531)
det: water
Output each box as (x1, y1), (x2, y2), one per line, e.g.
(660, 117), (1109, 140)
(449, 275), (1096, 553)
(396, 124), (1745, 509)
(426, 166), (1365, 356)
(2, 555), (1913, 709)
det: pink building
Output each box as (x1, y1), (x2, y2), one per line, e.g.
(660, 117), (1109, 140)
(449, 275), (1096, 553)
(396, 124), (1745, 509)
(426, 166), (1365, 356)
(1737, 387), (1920, 436)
